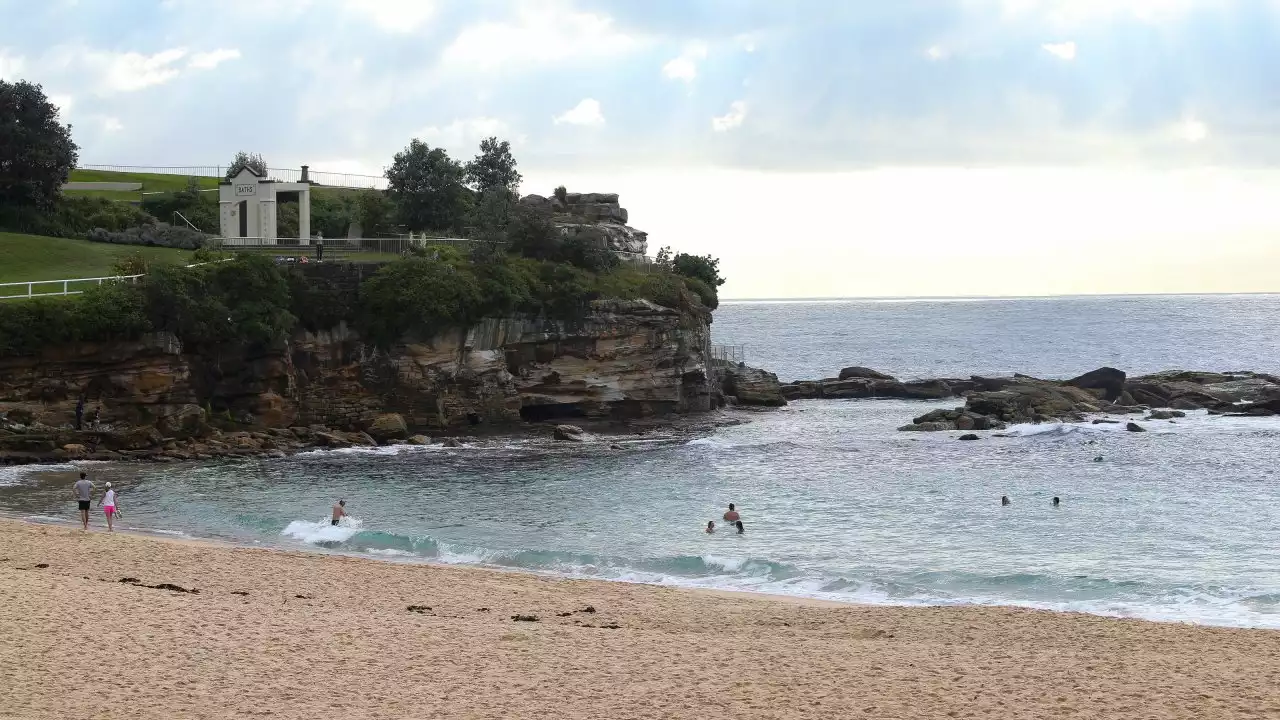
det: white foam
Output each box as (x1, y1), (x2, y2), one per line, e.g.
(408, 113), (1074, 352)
(365, 548), (417, 558)
(281, 517), (364, 545)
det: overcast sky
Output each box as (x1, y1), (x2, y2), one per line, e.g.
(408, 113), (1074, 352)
(3, 0), (1279, 298)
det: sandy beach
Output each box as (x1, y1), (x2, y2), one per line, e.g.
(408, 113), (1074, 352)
(2, 519), (1279, 719)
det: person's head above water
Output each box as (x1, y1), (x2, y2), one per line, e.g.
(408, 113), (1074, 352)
(1001, 495), (1011, 506)
(728, 503), (735, 511)
(735, 520), (744, 533)
(706, 521), (715, 533)
(338, 499), (345, 507)
(1052, 496), (1060, 506)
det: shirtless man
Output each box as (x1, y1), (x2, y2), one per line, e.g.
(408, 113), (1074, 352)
(722, 503), (740, 523)
(331, 499), (348, 526)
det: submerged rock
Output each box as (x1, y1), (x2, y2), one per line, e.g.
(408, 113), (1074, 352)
(958, 433), (981, 441)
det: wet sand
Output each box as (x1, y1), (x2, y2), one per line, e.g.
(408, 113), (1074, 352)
(2, 518), (1279, 719)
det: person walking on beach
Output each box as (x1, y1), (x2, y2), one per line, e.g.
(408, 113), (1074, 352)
(723, 503), (740, 523)
(99, 482), (119, 532)
(73, 472), (93, 530)
(331, 499), (347, 526)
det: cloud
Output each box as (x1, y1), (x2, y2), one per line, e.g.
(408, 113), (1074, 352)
(987, 0), (1215, 26)
(926, 45), (947, 60)
(553, 98), (605, 126)
(662, 42), (708, 83)
(417, 117), (513, 154)
(711, 100), (748, 132)
(187, 48), (241, 70)
(439, 2), (642, 72)
(47, 94), (75, 114)
(100, 116), (123, 133)
(0, 51), (25, 80)
(1041, 41), (1077, 60)
(85, 47), (189, 94)
(345, 0), (436, 33)
(1174, 118), (1209, 143)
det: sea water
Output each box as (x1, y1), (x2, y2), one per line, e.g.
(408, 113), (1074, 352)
(3, 294), (1279, 628)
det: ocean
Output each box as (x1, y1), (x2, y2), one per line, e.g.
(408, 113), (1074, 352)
(3, 294), (1279, 628)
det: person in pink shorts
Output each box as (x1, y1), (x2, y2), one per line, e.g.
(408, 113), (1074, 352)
(99, 482), (120, 532)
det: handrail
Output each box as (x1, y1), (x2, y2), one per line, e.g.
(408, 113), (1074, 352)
(0, 258), (233, 301)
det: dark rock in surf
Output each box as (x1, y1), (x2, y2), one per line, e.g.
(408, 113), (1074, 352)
(554, 425), (588, 442)
(1125, 422), (1146, 433)
(958, 434), (981, 441)
(838, 367), (896, 381)
(1066, 367), (1126, 402)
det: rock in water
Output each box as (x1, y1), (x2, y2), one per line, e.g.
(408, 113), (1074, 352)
(405, 435), (432, 445)
(554, 425), (588, 442)
(1125, 422), (1147, 433)
(1066, 367), (1127, 402)
(838, 366), (896, 381)
(366, 413), (409, 444)
(720, 365), (787, 407)
(958, 434), (981, 441)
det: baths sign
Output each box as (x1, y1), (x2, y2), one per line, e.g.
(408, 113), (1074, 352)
(235, 183), (257, 197)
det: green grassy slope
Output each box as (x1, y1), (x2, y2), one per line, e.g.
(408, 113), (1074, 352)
(0, 232), (192, 285)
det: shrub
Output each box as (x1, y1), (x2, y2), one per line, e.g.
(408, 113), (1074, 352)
(0, 281), (149, 357)
(556, 234), (619, 273)
(87, 222), (210, 250)
(356, 257), (485, 346)
(671, 253), (725, 289)
(143, 255), (294, 350)
(507, 205), (559, 260)
(141, 189), (218, 233)
(0, 196), (154, 238)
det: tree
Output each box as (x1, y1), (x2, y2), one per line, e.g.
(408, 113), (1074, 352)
(671, 253), (725, 289)
(507, 204), (559, 260)
(468, 188), (516, 243)
(0, 80), (79, 210)
(224, 151), (267, 180)
(464, 137), (521, 194)
(385, 139), (467, 232)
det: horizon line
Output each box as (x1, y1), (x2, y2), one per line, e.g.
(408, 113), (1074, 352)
(719, 290), (1280, 303)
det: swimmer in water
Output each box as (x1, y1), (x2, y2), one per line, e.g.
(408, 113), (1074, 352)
(1052, 496), (1060, 507)
(331, 499), (347, 526)
(705, 521), (715, 534)
(1001, 495), (1011, 506)
(735, 520), (744, 534)
(723, 503), (740, 523)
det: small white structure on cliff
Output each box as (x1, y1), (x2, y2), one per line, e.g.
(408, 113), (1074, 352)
(218, 166), (312, 244)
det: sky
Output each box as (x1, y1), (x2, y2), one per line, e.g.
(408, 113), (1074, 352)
(2, 0), (1280, 298)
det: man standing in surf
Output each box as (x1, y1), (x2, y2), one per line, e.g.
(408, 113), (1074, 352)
(331, 499), (348, 526)
(72, 472), (93, 530)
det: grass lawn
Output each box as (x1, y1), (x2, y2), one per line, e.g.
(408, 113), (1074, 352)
(0, 232), (192, 285)
(68, 169), (220, 193)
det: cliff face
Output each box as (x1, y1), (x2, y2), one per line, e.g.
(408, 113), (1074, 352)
(0, 299), (713, 436)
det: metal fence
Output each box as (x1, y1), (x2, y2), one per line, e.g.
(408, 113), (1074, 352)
(210, 236), (507, 259)
(0, 275), (143, 301)
(76, 164), (387, 190)
(710, 344), (747, 364)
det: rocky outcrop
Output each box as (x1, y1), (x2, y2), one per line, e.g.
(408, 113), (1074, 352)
(1066, 367), (1126, 402)
(897, 407), (1006, 432)
(780, 375), (971, 401)
(0, 299), (715, 464)
(838, 367), (895, 381)
(520, 191), (647, 255)
(719, 364), (787, 407)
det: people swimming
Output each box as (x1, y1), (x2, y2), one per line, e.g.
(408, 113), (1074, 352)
(705, 521), (715, 534)
(1052, 496), (1060, 507)
(735, 520), (745, 534)
(723, 503), (740, 522)
(1001, 495), (1011, 506)
(331, 499), (348, 526)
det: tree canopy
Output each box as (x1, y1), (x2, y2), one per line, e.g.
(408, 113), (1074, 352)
(385, 139), (467, 232)
(464, 136), (522, 194)
(0, 80), (78, 210)
(224, 151), (267, 180)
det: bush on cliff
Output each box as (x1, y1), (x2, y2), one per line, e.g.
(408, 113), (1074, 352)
(144, 255), (295, 349)
(0, 281), (149, 356)
(87, 222), (210, 250)
(0, 195), (155, 238)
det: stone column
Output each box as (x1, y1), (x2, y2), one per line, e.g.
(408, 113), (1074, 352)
(299, 187), (311, 244)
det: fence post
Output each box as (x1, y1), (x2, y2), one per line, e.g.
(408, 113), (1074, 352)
(63, 280), (68, 296)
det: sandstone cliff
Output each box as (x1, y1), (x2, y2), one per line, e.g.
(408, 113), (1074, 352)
(0, 299), (714, 448)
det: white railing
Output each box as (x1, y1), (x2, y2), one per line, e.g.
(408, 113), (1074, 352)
(0, 275), (144, 300)
(76, 164), (388, 190)
(0, 259), (232, 301)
